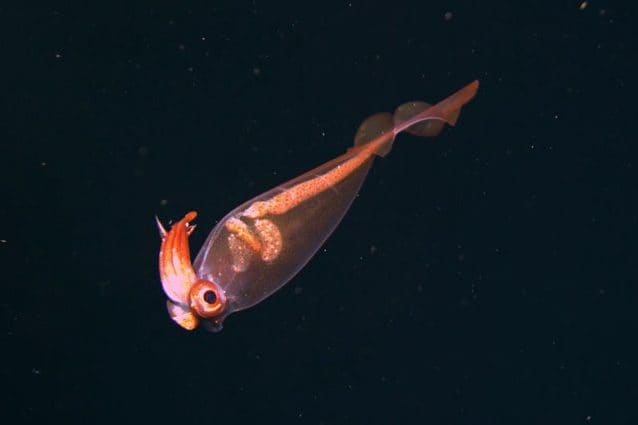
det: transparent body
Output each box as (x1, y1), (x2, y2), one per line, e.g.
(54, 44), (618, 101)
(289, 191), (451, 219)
(157, 81), (479, 331)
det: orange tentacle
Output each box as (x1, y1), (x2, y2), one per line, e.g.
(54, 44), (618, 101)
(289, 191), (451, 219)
(158, 211), (199, 305)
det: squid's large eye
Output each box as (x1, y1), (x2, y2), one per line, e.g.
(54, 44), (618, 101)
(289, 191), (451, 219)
(203, 290), (217, 304)
(189, 279), (226, 318)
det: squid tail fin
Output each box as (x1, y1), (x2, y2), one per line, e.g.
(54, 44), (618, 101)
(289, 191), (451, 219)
(353, 80), (479, 157)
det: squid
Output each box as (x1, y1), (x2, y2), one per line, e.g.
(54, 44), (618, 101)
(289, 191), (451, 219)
(156, 80), (479, 331)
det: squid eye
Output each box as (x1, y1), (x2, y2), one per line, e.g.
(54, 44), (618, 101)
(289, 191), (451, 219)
(189, 279), (226, 318)
(203, 290), (217, 304)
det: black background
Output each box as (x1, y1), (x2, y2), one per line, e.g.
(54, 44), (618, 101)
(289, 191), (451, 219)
(3, 1), (636, 423)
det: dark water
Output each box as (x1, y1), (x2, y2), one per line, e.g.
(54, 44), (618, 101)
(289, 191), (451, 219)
(4, 2), (636, 423)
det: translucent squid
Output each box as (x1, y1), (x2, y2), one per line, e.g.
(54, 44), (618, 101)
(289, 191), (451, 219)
(156, 80), (479, 331)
